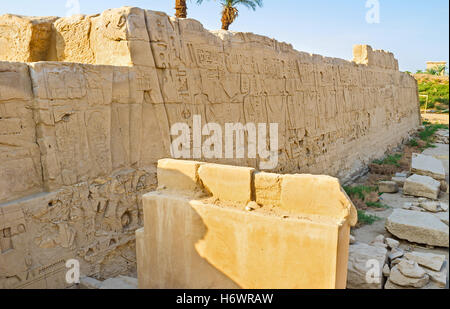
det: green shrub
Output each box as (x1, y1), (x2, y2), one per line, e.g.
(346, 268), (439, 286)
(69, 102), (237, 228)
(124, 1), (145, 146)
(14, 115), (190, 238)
(366, 202), (390, 209)
(372, 154), (402, 167)
(344, 185), (376, 200)
(408, 139), (419, 147)
(357, 210), (381, 225)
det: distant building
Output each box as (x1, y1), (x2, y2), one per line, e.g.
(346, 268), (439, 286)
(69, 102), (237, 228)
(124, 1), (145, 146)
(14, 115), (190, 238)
(426, 61), (447, 75)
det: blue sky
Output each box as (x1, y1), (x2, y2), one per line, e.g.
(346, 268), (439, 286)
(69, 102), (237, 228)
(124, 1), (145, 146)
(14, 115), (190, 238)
(1, 0), (448, 72)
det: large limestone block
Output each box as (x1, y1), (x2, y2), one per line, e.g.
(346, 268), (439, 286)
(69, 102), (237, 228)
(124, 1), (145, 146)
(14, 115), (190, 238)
(403, 174), (441, 200)
(139, 193), (352, 289)
(138, 160), (357, 289)
(198, 164), (254, 203)
(347, 243), (388, 289)
(411, 153), (446, 181)
(385, 209), (449, 247)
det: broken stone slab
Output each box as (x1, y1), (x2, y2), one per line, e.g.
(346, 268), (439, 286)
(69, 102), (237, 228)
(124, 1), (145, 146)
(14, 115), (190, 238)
(385, 209), (449, 247)
(389, 266), (429, 288)
(403, 174), (441, 200)
(397, 260), (426, 278)
(347, 243), (388, 289)
(378, 181), (399, 193)
(404, 251), (446, 271)
(422, 261), (448, 288)
(411, 153), (446, 181)
(384, 278), (442, 289)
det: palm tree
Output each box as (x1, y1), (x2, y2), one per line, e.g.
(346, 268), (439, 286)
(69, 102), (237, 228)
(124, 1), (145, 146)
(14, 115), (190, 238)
(175, 0), (187, 18)
(197, 0), (263, 30)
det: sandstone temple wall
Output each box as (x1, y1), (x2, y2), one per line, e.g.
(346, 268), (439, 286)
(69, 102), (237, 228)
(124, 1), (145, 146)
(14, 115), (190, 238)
(0, 7), (420, 288)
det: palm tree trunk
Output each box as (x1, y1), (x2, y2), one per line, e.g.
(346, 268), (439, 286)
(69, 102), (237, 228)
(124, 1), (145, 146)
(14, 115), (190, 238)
(175, 0), (187, 18)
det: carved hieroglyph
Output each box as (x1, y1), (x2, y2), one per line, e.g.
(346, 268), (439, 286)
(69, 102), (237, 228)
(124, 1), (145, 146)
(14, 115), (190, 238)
(0, 7), (420, 288)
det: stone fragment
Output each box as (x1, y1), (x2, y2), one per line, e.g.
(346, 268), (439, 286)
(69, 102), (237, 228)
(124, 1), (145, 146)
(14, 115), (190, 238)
(386, 209), (449, 247)
(389, 248), (404, 261)
(411, 153), (446, 181)
(378, 181), (399, 193)
(392, 176), (406, 187)
(349, 235), (356, 244)
(389, 266), (429, 288)
(395, 172), (408, 178)
(420, 201), (442, 213)
(403, 174), (441, 200)
(440, 202), (448, 212)
(397, 260), (426, 278)
(385, 238), (400, 250)
(347, 243), (387, 289)
(404, 252), (446, 271)
(383, 264), (391, 277)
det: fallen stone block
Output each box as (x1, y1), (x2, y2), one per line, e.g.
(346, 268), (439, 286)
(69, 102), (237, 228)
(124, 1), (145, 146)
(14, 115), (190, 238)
(422, 261), (448, 288)
(347, 243), (387, 289)
(403, 174), (441, 200)
(397, 260), (426, 278)
(389, 266), (429, 288)
(385, 209), (449, 247)
(378, 181), (399, 193)
(404, 251), (446, 271)
(411, 153), (446, 181)
(385, 238), (400, 250)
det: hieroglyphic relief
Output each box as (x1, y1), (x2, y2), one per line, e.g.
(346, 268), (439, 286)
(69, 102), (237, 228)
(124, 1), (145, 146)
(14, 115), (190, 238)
(0, 7), (420, 288)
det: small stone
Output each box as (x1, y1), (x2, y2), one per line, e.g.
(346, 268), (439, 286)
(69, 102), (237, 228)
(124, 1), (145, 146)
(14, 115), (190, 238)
(402, 202), (412, 210)
(397, 260), (426, 278)
(411, 153), (446, 181)
(404, 252), (446, 271)
(245, 206), (254, 211)
(389, 266), (429, 288)
(378, 181), (399, 193)
(440, 202), (448, 211)
(349, 235), (356, 244)
(420, 201), (441, 213)
(390, 258), (405, 267)
(383, 264), (391, 277)
(385, 238), (400, 249)
(423, 261), (448, 287)
(374, 234), (385, 243)
(389, 248), (404, 261)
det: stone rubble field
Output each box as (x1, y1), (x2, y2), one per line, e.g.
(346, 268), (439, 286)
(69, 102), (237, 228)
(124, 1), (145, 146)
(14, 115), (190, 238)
(348, 128), (449, 289)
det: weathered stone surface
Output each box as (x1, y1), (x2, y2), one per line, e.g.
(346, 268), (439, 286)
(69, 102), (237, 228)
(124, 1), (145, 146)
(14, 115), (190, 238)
(411, 153), (446, 181)
(422, 261), (447, 287)
(385, 238), (400, 249)
(404, 251), (446, 271)
(384, 278), (441, 289)
(79, 275), (138, 289)
(0, 6), (422, 289)
(385, 209), (449, 247)
(403, 174), (441, 200)
(378, 181), (399, 193)
(383, 264), (391, 277)
(138, 161), (357, 289)
(389, 248), (405, 261)
(433, 211), (449, 225)
(397, 260), (426, 278)
(421, 201), (442, 213)
(389, 266), (429, 288)
(347, 243), (388, 289)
